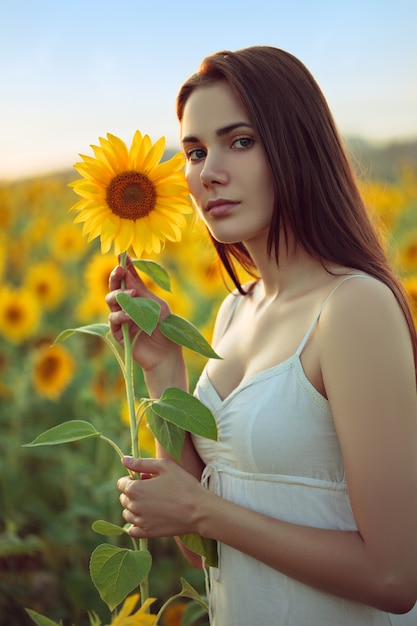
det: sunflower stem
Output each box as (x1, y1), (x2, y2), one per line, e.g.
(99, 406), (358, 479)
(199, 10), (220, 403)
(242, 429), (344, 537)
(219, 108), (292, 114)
(119, 251), (150, 607)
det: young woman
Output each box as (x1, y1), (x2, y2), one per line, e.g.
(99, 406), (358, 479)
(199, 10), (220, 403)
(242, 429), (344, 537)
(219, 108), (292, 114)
(107, 46), (417, 624)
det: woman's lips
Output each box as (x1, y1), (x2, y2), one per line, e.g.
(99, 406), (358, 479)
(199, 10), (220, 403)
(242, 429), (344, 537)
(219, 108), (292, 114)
(206, 200), (239, 217)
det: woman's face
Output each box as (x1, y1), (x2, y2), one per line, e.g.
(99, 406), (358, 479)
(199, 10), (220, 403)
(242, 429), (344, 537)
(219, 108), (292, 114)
(180, 82), (275, 247)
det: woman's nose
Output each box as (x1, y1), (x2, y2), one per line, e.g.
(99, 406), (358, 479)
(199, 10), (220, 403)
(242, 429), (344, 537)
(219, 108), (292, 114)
(200, 154), (229, 187)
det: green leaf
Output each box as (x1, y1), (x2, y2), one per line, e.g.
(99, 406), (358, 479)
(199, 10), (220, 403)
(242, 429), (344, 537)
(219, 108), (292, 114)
(90, 544), (152, 611)
(116, 294), (160, 336)
(54, 323), (110, 344)
(132, 258), (171, 292)
(146, 410), (185, 462)
(160, 314), (221, 359)
(178, 577), (208, 608)
(25, 609), (62, 626)
(87, 611), (102, 626)
(152, 388), (217, 441)
(92, 520), (126, 537)
(179, 533), (218, 568)
(23, 420), (100, 447)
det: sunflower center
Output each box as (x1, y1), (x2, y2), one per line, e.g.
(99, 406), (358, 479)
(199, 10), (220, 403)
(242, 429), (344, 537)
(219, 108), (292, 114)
(106, 171), (156, 220)
(39, 355), (59, 380)
(7, 305), (23, 324)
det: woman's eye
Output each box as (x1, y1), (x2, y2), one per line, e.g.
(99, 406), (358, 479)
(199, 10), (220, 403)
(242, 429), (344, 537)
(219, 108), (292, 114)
(232, 137), (253, 149)
(186, 148), (206, 162)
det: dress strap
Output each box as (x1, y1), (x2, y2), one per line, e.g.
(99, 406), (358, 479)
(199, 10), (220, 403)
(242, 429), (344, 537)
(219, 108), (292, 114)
(295, 274), (376, 356)
(218, 293), (242, 338)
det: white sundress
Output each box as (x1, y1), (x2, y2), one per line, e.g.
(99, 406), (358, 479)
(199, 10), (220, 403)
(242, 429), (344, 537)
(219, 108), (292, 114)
(192, 275), (417, 625)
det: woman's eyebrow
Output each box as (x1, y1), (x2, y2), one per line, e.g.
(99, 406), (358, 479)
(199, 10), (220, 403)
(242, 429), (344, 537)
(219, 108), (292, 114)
(182, 121), (253, 145)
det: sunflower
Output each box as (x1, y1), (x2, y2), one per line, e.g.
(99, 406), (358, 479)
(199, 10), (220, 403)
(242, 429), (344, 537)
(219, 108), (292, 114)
(399, 232), (417, 271)
(69, 132), (192, 258)
(51, 223), (88, 261)
(110, 593), (157, 626)
(160, 601), (187, 626)
(76, 253), (117, 321)
(32, 343), (75, 400)
(0, 234), (6, 283)
(0, 285), (41, 344)
(84, 252), (117, 298)
(24, 261), (66, 310)
(402, 275), (417, 328)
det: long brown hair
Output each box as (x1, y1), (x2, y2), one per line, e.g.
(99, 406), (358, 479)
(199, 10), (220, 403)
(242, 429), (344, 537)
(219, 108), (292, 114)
(176, 46), (417, 371)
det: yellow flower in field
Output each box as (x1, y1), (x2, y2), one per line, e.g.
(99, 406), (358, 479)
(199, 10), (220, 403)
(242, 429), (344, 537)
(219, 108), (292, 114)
(0, 285), (41, 344)
(70, 132), (192, 258)
(403, 276), (417, 304)
(399, 231), (417, 271)
(24, 261), (66, 310)
(0, 235), (6, 283)
(51, 223), (88, 261)
(84, 252), (117, 298)
(160, 601), (187, 626)
(75, 253), (117, 321)
(76, 293), (109, 322)
(110, 593), (157, 626)
(0, 188), (13, 230)
(402, 275), (417, 327)
(32, 343), (75, 400)
(121, 401), (156, 458)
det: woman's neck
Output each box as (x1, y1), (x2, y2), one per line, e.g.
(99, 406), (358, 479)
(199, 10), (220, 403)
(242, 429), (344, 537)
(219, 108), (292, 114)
(246, 237), (330, 300)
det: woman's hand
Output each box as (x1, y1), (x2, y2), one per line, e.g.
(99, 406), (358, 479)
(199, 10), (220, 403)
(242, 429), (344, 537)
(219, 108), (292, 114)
(106, 256), (187, 394)
(117, 456), (206, 539)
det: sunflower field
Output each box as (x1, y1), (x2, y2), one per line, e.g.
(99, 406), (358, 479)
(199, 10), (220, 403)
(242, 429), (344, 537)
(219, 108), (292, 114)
(0, 144), (416, 625)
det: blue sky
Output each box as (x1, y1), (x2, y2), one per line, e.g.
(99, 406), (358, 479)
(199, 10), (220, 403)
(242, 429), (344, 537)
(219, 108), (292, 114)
(1, 0), (416, 180)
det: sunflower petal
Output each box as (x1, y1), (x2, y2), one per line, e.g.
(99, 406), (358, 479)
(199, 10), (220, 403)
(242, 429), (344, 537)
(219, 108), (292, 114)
(98, 135), (128, 172)
(116, 218), (135, 252)
(142, 136), (166, 174)
(128, 130), (144, 165)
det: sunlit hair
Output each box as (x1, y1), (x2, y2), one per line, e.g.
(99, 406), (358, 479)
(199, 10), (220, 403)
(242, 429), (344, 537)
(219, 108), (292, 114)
(176, 45), (417, 372)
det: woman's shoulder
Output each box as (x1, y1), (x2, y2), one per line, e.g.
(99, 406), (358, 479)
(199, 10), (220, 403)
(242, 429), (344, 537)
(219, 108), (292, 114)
(319, 273), (411, 357)
(323, 273), (397, 316)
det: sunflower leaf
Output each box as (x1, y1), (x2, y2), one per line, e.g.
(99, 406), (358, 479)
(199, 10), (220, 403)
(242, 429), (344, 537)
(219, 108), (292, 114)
(89, 544), (152, 611)
(146, 410), (185, 462)
(92, 520), (126, 537)
(54, 323), (110, 343)
(24, 609), (62, 626)
(177, 577), (209, 611)
(179, 533), (218, 568)
(23, 420), (100, 447)
(116, 294), (160, 336)
(151, 388), (217, 441)
(159, 314), (221, 358)
(131, 258), (171, 292)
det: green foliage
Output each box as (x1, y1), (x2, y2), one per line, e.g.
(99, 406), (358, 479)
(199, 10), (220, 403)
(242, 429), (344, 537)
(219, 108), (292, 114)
(89, 544), (152, 611)
(116, 295), (161, 336)
(152, 388), (217, 441)
(24, 421), (101, 447)
(160, 314), (222, 359)
(19, 256), (218, 621)
(25, 609), (62, 626)
(132, 259), (172, 292)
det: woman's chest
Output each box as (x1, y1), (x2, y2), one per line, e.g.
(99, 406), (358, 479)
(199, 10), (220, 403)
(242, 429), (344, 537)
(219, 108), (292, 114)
(195, 366), (344, 483)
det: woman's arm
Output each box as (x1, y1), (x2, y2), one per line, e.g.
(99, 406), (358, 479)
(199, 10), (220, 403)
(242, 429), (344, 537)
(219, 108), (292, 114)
(118, 279), (417, 613)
